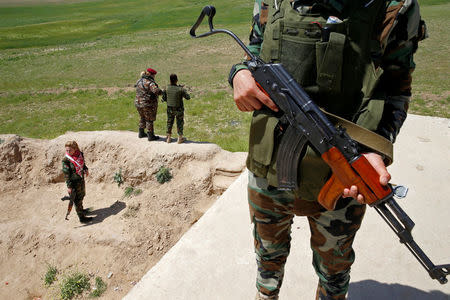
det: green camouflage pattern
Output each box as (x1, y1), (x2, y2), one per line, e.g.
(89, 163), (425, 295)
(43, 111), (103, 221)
(162, 84), (190, 135)
(248, 172), (365, 298)
(70, 180), (86, 217)
(62, 156), (86, 188)
(134, 75), (161, 108)
(135, 75), (161, 133)
(136, 105), (157, 132)
(62, 157), (87, 216)
(233, 1), (426, 297)
(166, 106), (185, 135)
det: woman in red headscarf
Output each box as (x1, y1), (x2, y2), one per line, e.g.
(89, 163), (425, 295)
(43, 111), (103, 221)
(62, 141), (92, 223)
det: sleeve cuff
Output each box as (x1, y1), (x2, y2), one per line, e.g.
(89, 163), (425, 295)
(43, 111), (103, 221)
(228, 63), (249, 87)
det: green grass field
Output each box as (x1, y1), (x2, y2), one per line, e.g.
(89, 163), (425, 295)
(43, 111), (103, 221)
(0, 0), (448, 151)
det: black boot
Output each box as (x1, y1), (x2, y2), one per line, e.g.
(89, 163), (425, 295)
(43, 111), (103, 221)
(148, 133), (159, 141)
(79, 215), (93, 223)
(138, 128), (147, 138)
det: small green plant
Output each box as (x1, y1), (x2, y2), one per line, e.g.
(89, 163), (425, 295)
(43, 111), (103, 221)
(60, 272), (90, 300)
(0, 138), (4, 144)
(44, 264), (58, 286)
(90, 276), (107, 297)
(124, 186), (134, 198)
(155, 166), (172, 184)
(114, 168), (124, 187)
(123, 186), (142, 199)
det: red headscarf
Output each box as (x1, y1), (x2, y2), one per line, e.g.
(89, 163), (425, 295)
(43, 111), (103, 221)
(65, 150), (85, 176)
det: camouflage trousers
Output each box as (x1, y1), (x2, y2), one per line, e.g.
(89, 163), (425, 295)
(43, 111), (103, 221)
(70, 180), (86, 216)
(166, 106), (184, 135)
(136, 104), (157, 133)
(248, 172), (366, 299)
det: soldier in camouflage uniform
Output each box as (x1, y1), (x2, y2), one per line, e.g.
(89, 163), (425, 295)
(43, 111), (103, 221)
(229, 0), (427, 299)
(162, 74), (191, 144)
(135, 67), (163, 141)
(62, 141), (92, 223)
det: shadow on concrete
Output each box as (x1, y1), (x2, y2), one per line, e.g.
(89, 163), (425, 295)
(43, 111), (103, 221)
(348, 280), (449, 300)
(80, 201), (126, 226)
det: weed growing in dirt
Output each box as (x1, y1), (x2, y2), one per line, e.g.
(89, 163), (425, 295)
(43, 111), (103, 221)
(156, 166), (172, 184)
(60, 272), (90, 300)
(123, 186), (142, 198)
(114, 168), (124, 187)
(90, 276), (107, 297)
(44, 264), (58, 286)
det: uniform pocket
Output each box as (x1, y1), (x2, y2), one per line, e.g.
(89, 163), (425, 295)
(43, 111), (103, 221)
(279, 20), (321, 87)
(316, 32), (346, 95)
(247, 113), (279, 178)
(281, 36), (317, 87)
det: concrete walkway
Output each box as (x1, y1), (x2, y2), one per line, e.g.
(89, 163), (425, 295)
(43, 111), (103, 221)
(124, 115), (450, 300)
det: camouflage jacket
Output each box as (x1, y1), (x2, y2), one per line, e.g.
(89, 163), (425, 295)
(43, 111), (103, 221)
(135, 75), (162, 108)
(162, 84), (191, 108)
(236, 0), (427, 143)
(62, 153), (88, 188)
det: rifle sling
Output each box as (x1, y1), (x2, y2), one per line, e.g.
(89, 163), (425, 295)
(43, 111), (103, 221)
(322, 110), (394, 166)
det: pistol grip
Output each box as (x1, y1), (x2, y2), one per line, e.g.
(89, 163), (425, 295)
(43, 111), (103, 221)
(318, 174), (345, 210)
(318, 147), (379, 210)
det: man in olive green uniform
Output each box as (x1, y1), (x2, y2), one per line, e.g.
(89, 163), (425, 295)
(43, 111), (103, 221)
(229, 0), (427, 299)
(135, 67), (163, 141)
(162, 74), (191, 144)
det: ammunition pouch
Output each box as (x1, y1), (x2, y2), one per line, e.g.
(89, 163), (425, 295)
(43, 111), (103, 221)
(246, 0), (391, 201)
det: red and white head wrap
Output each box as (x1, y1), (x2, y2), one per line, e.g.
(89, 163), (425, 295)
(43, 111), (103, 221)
(65, 150), (85, 176)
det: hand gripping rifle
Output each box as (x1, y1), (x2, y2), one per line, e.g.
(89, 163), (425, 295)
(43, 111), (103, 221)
(190, 6), (449, 284)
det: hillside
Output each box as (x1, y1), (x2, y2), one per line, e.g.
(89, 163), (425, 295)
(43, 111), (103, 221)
(0, 131), (247, 299)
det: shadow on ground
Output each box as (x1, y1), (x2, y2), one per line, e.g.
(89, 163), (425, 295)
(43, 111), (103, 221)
(348, 280), (449, 300)
(82, 201), (126, 226)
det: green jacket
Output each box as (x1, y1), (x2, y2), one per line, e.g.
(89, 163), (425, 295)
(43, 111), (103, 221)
(162, 84), (191, 108)
(62, 154), (88, 188)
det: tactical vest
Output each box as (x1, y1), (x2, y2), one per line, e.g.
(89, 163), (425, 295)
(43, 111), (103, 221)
(165, 85), (186, 107)
(247, 0), (389, 201)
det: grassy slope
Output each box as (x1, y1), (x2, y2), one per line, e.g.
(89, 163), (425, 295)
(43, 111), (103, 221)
(0, 0), (448, 151)
(409, 2), (450, 117)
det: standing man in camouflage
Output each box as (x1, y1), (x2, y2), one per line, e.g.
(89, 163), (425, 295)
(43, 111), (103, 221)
(162, 74), (191, 144)
(230, 0), (427, 299)
(135, 67), (163, 141)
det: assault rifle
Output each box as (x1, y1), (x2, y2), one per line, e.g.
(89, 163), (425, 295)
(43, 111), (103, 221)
(190, 6), (449, 284)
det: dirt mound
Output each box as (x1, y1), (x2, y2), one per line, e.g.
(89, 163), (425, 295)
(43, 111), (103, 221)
(0, 131), (247, 299)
